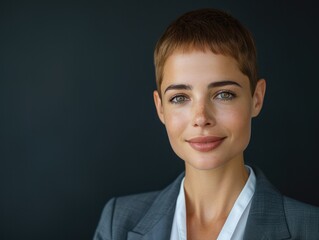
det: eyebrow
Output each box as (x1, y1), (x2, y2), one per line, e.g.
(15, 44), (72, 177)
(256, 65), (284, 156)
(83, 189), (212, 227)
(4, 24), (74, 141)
(164, 80), (242, 94)
(164, 84), (192, 94)
(208, 80), (242, 88)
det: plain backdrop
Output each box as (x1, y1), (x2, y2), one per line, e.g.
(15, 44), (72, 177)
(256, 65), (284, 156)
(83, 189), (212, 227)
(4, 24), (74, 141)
(0, 0), (318, 239)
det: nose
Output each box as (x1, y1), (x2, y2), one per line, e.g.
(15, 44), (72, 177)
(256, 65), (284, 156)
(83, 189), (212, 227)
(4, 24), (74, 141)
(192, 101), (215, 127)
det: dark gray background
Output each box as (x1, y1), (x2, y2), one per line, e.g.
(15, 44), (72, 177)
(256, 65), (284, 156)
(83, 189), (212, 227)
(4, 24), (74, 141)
(0, 0), (318, 239)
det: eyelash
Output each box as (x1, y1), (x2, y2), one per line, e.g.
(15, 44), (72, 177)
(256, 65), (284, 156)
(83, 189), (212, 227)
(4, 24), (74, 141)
(169, 94), (189, 104)
(214, 90), (237, 101)
(169, 90), (236, 104)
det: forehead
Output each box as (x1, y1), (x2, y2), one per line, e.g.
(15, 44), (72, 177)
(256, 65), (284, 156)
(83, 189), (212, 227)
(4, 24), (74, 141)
(162, 50), (246, 87)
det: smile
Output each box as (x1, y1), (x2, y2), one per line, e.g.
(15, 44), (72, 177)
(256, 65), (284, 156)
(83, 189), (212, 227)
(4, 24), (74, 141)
(186, 136), (226, 152)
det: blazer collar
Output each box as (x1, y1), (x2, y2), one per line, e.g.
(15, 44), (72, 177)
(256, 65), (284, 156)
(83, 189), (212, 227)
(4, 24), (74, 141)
(127, 167), (291, 240)
(127, 173), (184, 240)
(244, 166), (291, 239)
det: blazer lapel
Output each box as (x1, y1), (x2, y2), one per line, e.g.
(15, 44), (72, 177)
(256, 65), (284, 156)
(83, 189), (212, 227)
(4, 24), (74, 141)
(244, 167), (291, 240)
(127, 173), (184, 240)
(127, 167), (291, 239)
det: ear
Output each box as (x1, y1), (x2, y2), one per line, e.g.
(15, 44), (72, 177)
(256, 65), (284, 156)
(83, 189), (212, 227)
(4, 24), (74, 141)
(252, 79), (266, 117)
(153, 90), (165, 124)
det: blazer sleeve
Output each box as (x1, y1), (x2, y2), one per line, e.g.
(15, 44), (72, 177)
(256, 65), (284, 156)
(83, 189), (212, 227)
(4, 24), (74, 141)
(93, 198), (116, 240)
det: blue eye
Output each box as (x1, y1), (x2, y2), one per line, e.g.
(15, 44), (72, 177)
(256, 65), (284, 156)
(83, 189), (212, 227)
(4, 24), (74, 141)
(215, 91), (236, 101)
(170, 95), (189, 104)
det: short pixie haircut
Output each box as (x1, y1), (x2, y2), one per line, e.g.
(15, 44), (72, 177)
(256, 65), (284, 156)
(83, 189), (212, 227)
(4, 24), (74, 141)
(154, 8), (258, 96)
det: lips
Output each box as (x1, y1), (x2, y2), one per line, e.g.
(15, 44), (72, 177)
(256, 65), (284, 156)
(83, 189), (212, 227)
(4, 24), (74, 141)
(186, 136), (226, 152)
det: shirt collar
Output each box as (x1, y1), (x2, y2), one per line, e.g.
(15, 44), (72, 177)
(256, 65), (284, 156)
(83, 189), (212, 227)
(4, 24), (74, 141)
(170, 165), (256, 240)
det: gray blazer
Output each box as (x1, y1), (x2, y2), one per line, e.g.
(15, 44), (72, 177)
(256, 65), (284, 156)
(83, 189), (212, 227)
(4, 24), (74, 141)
(94, 167), (319, 239)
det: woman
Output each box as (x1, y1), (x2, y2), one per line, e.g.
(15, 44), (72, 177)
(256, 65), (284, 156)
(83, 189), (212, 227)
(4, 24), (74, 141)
(94, 8), (319, 240)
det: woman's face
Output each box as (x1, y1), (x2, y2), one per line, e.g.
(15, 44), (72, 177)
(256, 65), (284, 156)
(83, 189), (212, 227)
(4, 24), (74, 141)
(154, 50), (265, 171)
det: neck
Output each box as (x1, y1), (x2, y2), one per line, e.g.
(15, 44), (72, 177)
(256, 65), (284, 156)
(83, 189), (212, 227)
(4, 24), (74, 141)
(184, 158), (248, 222)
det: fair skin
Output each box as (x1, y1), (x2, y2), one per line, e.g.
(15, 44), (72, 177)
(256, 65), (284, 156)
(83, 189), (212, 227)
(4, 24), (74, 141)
(153, 50), (266, 239)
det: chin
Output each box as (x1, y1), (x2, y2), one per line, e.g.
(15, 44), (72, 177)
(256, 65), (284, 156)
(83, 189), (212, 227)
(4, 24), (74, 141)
(184, 156), (229, 171)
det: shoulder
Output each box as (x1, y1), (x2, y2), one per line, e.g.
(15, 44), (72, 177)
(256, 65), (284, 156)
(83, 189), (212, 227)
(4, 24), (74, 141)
(247, 166), (319, 239)
(113, 191), (162, 224)
(283, 196), (319, 235)
(93, 191), (160, 240)
(93, 173), (184, 240)
(283, 196), (319, 215)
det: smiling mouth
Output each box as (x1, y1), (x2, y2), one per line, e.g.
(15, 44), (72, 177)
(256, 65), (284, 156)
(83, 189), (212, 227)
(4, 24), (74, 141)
(186, 136), (226, 152)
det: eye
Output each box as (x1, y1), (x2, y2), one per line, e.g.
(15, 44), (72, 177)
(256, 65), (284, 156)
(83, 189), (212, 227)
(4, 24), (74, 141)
(169, 95), (189, 104)
(215, 91), (236, 101)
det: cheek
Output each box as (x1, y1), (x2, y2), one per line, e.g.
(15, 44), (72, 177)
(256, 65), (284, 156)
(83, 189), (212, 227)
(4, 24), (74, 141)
(217, 104), (252, 138)
(164, 108), (189, 140)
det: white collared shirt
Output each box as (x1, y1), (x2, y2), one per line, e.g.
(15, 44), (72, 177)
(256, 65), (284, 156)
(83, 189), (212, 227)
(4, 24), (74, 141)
(170, 166), (256, 240)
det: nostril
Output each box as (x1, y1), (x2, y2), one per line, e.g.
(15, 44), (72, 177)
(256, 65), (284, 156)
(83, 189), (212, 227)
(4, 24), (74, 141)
(192, 108), (214, 127)
(193, 115), (209, 127)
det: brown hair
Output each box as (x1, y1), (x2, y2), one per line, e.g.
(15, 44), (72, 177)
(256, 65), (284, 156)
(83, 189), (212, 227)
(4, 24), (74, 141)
(154, 8), (258, 96)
